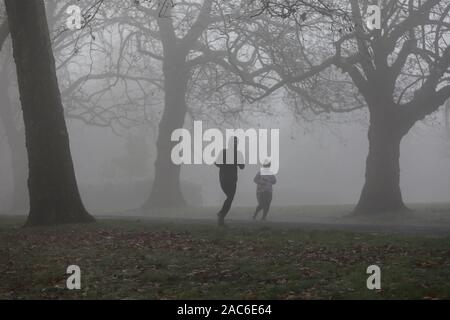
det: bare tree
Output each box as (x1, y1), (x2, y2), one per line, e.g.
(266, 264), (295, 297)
(232, 0), (450, 215)
(5, 0), (94, 225)
(99, 0), (263, 208)
(33, 0), (273, 210)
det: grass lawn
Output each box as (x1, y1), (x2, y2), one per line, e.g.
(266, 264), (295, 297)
(0, 214), (450, 299)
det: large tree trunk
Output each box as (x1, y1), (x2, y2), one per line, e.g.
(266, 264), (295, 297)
(5, 0), (94, 226)
(354, 116), (408, 215)
(143, 56), (188, 209)
(0, 70), (28, 212)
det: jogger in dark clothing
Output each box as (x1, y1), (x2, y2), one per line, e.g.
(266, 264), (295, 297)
(215, 137), (244, 226)
(253, 160), (277, 221)
(218, 178), (237, 220)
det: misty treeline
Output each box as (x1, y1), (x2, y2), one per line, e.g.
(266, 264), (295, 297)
(0, 0), (449, 226)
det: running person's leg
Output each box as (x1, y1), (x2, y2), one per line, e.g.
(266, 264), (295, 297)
(253, 192), (263, 219)
(218, 179), (236, 225)
(261, 192), (273, 221)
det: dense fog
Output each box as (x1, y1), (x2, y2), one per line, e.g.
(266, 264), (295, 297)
(1, 0), (450, 216)
(2, 106), (450, 213)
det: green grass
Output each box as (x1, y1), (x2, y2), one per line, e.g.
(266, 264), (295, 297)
(0, 214), (450, 299)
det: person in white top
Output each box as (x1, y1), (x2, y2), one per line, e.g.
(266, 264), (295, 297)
(253, 159), (277, 221)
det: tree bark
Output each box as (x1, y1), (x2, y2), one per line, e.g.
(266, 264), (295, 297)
(143, 54), (188, 209)
(0, 68), (28, 212)
(5, 0), (94, 225)
(353, 114), (408, 215)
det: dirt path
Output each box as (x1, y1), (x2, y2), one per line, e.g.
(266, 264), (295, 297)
(100, 210), (450, 237)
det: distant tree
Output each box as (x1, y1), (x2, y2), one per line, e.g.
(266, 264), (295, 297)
(32, 0), (269, 210)
(5, 0), (94, 225)
(234, 0), (450, 215)
(98, 0), (260, 208)
(0, 57), (28, 212)
(130, 0), (221, 208)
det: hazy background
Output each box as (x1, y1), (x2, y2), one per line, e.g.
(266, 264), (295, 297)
(2, 104), (449, 213)
(1, 0), (450, 215)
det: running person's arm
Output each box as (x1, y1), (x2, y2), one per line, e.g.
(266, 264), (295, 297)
(272, 175), (277, 184)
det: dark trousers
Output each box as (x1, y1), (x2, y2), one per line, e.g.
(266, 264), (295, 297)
(219, 179), (236, 218)
(254, 191), (272, 220)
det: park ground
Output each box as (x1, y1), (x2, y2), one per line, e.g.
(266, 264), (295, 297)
(1, 204), (450, 299)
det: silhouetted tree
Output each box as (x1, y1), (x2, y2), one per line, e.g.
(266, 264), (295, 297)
(5, 0), (94, 225)
(236, 0), (450, 215)
(40, 0), (255, 210)
(134, 0), (216, 208)
(112, 0), (250, 208)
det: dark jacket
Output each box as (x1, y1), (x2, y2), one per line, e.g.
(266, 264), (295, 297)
(215, 148), (245, 182)
(254, 170), (276, 194)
